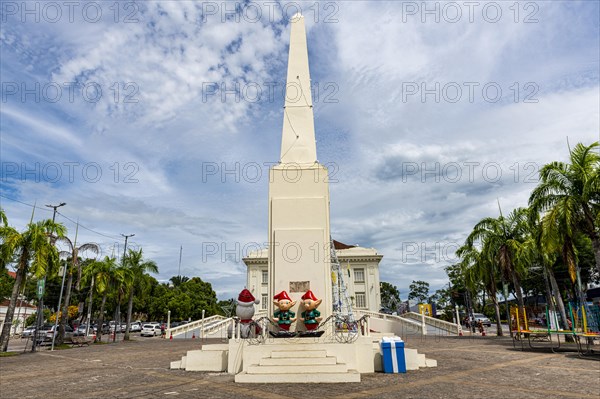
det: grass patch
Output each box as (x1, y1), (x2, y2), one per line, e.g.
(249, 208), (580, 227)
(0, 352), (20, 357)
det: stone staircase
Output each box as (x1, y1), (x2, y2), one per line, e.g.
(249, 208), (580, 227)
(235, 347), (360, 383)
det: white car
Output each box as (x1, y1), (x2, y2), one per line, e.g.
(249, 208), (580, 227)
(140, 324), (162, 337)
(129, 322), (142, 332)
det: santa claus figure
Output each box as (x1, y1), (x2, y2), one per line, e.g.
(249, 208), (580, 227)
(300, 290), (322, 331)
(235, 288), (260, 338)
(272, 290), (296, 333)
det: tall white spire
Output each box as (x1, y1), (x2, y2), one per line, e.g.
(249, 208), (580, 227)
(280, 14), (317, 165)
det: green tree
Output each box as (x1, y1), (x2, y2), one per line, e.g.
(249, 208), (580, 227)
(0, 216), (66, 351)
(465, 208), (529, 310)
(169, 275), (189, 287)
(380, 281), (401, 311)
(529, 142), (600, 277)
(82, 256), (117, 342)
(457, 245), (503, 335)
(123, 249), (158, 340)
(408, 280), (430, 303)
(56, 232), (99, 344)
(0, 268), (14, 300)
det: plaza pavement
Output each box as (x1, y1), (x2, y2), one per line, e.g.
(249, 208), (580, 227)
(0, 334), (598, 399)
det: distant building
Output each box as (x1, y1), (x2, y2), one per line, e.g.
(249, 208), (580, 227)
(0, 271), (37, 335)
(243, 240), (383, 313)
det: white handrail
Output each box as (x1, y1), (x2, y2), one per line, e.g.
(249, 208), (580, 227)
(404, 312), (460, 334)
(355, 310), (424, 335)
(166, 315), (227, 337)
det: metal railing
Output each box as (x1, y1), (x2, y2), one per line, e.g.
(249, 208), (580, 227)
(404, 312), (460, 334)
(166, 315), (229, 338)
(355, 310), (424, 335)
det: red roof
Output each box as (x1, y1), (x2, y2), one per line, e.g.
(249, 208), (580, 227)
(8, 271), (16, 279)
(1, 299), (36, 308)
(333, 240), (357, 250)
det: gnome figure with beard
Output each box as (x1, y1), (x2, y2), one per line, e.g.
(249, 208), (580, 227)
(235, 288), (260, 338)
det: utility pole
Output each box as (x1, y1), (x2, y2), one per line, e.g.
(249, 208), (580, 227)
(52, 222), (78, 351)
(33, 202), (66, 352)
(178, 245), (182, 280)
(114, 233), (134, 342)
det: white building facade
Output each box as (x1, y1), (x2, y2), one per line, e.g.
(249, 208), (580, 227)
(243, 241), (383, 313)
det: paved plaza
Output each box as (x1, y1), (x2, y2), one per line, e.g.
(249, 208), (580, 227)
(1, 335), (598, 399)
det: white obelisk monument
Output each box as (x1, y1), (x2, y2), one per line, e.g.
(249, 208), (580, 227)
(268, 14), (332, 328)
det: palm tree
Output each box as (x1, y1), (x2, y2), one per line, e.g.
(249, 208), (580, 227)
(465, 208), (530, 311)
(82, 256), (117, 342)
(123, 249), (158, 340)
(0, 217), (66, 351)
(169, 275), (189, 288)
(529, 142), (600, 275)
(56, 227), (99, 344)
(523, 210), (570, 330)
(111, 262), (133, 341)
(457, 245), (503, 336)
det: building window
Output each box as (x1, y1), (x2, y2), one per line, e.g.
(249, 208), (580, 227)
(262, 270), (268, 285)
(354, 268), (365, 283)
(261, 294), (268, 310)
(355, 292), (366, 309)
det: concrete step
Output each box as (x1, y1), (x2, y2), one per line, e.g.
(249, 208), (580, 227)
(235, 370), (360, 383)
(247, 363), (348, 374)
(260, 356), (337, 366)
(201, 344), (229, 351)
(170, 360), (181, 369)
(271, 350), (327, 358)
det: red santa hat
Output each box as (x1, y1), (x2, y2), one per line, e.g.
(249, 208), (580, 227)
(273, 290), (292, 302)
(301, 290), (318, 301)
(238, 288), (259, 305)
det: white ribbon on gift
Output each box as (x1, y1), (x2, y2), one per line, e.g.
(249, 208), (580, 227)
(382, 336), (404, 372)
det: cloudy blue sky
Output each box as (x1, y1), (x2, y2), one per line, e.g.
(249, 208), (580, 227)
(1, 1), (598, 300)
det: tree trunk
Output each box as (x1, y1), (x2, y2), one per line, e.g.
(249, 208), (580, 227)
(548, 268), (569, 330)
(58, 271), (73, 345)
(0, 263), (25, 352)
(96, 293), (107, 342)
(490, 294), (503, 336)
(124, 287), (134, 341)
(511, 270), (525, 310)
(591, 234), (600, 276)
(85, 276), (95, 336)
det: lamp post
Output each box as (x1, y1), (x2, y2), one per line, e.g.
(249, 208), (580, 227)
(33, 202), (66, 352)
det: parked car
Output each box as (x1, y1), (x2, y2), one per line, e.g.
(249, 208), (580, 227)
(141, 324), (162, 337)
(91, 323), (110, 334)
(21, 326), (36, 338)
(471, 313), (492, 327)
(44, 325), (75, 341)
(129, 322), (142, 332)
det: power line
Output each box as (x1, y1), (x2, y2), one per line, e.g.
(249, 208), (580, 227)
(0, 194), (121, 240)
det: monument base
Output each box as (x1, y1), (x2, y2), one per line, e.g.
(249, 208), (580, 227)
(269, 331), (298, 338)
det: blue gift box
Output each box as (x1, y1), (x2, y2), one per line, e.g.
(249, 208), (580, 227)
(380, 337), (406, 373)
